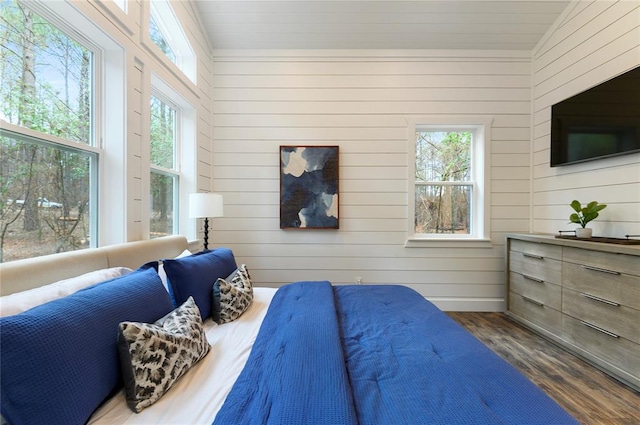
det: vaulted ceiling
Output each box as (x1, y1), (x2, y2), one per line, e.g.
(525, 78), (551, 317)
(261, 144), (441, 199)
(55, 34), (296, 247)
(193, 0), (571, 50)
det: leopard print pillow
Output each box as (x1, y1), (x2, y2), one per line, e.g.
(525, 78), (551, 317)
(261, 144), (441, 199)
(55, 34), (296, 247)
(117, 296), (210, 413)
(214, 263), (253, 324)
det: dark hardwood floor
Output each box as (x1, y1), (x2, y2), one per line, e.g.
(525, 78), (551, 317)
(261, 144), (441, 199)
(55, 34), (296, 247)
(447, 312), (640, 425)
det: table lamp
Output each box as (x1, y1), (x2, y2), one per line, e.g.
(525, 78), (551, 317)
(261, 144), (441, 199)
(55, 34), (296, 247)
(189, 193), (223, 250)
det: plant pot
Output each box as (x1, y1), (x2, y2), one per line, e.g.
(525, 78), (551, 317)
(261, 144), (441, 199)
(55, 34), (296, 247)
(575, 228), (592, 238)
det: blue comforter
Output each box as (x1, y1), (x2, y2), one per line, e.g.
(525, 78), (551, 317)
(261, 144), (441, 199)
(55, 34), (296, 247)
(213, 282), (579, 425)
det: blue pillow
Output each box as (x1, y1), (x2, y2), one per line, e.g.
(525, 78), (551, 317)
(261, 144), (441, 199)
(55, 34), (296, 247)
(163, 248), (237, 320)
(0, 265), (174, 425)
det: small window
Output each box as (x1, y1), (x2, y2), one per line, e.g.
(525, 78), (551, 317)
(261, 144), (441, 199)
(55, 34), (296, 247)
(408, 119), (491, 245)
(415, 131), (472, 234)
(148, 0), (195, 83)
(150, 94), (179, 238)
(149, 14), (176, 64)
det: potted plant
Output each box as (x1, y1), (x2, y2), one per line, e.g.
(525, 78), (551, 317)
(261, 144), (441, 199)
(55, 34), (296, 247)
(569, 200), (606, 238)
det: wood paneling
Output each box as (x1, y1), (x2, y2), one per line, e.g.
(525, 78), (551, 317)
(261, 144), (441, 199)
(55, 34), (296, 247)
(212, 51), (532, 309)
(531, 1), (640, 238)
(195, 1), (568, 50)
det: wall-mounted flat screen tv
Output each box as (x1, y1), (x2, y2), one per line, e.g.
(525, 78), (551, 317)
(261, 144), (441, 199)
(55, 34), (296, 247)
(550, 66), (640, 167)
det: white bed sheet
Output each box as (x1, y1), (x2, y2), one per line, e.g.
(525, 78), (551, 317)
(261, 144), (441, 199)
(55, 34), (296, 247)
(88, 287), (277, 425)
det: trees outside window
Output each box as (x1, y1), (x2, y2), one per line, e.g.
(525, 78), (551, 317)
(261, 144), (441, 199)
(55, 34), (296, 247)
(149, 14), (176, 64)
(409, 120), (490, 242)
(150, 94), (178, 238)
(147, 0), (196, 84)
(0, 0), (97, 262)
(415, 131), (472, 234)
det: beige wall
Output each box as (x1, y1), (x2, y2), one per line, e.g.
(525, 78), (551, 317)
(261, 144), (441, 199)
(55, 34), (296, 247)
(210, 50), (533, 310)
(531, 1), (640, 237)
(71, 0), (638, 311)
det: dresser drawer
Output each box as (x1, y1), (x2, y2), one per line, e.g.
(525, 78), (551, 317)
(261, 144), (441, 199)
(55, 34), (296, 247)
(509, 292), (561, 332)
(562, 314), (640, 380)
(510, 239), (562, 260)
(562, 288), (639, 344)
(509, 272), (561, 311)
(563, 247), (640, 277)
(509, 251), (562, 285)
(563, 262), (640, 310)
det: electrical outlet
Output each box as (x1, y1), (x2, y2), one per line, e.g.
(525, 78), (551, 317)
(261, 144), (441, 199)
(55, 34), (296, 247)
(356, 277), (362, 285)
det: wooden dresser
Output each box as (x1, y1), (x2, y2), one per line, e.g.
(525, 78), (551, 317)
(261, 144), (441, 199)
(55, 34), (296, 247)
(505, 234), (640, 391)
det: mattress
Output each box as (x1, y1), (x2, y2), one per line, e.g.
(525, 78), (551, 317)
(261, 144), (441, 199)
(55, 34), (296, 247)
(214, 282), (579, 425)
(88, 283), (578, 425)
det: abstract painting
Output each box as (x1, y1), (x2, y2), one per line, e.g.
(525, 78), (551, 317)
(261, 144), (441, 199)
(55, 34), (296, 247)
(280, 146), (339, 229)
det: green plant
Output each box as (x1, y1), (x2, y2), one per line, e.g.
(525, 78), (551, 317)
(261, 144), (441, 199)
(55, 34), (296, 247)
(569, 200), (607, 228)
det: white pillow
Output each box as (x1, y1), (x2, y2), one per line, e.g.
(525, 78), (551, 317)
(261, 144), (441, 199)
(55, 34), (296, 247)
(0, 267), (133, 317)
(158, 249), (192, 292)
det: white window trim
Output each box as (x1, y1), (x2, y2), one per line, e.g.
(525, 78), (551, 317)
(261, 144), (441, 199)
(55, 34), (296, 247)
(406, 116), (493, 248)
(5, 1), (127, 248)
(150, 74), (197, 240)
(92, 0), (135, 36)
(146, 0), (196, 84)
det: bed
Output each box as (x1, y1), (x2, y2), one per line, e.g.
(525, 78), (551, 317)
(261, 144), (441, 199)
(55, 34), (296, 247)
(0, 237), (580, 425)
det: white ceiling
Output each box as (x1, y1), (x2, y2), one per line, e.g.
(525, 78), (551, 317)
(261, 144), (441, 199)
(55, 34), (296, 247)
(192, 0), (571, 50)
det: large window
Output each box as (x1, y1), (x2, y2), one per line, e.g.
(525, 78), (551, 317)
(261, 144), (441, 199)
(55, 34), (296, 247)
(408, 119), (491, 244)
(0, 0), (98, 262)
(150, 94), (179, 238)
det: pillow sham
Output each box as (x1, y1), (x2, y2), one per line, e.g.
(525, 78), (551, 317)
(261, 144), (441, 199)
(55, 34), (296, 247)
(0, 265), (174, 425)
(214, 263), (254, 324)
(163, 248), (237, 319)
(157, 249), (192, 293)
(118, 296), (210, 413)
(0, 266), (133, 317)
(211, 268), (237, 323)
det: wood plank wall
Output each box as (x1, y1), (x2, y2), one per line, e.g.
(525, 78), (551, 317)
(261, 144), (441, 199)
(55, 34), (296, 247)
(73, 0), (213, 242)
(531, 0), (640, 237)
(211, 50), (533, 311)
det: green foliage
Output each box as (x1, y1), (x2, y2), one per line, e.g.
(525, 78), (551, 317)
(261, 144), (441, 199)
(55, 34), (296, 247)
(149, 14), (176, 63)
(150, 95), (175, 169)
(415, 131), (472, 233)
(415, 131), (471, 182)
(569, 200), (607, 228)
(0, 1), (93, 261)
(1, 1), (92, 143)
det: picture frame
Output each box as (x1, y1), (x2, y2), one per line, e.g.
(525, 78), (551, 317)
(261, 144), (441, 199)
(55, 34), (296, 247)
(280, 145), (339, 229)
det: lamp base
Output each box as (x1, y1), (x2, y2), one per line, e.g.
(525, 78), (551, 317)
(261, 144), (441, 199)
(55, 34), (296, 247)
(203, 217), (210, 250)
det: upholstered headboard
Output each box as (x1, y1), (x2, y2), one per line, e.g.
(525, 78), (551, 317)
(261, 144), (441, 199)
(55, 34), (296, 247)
(0, 235), (189, 296)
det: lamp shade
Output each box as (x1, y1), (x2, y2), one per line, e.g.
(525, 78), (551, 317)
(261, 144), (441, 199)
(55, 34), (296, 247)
(189, 193), (224, 218)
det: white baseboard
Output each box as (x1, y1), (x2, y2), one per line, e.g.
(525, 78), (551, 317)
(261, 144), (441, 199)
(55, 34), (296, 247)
(427, 297), (505, 312)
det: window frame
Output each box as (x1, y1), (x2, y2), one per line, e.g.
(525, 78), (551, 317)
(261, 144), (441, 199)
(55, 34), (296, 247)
(149, 91), (180, 237)
(0, 1), (105, 258)
(148, 74), (197, 240)
(146, 0), (196, 84)
(406, 116), (493, 248)
(2, 0), (127, 252)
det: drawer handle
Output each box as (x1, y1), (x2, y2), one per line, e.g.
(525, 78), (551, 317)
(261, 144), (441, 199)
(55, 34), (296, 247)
(523, 253), (544, 260)
(522, 274), (544, 283)
(581, 265), (621, 275)
(522, 295), (544, 307)
(581, 321), (619, 338)
(580, 292), (620, 307)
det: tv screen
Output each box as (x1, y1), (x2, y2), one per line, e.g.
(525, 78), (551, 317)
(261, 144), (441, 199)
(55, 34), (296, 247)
(550, 66), (640, 167)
